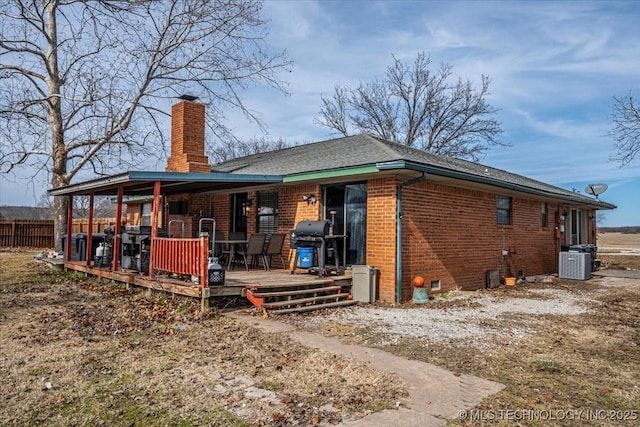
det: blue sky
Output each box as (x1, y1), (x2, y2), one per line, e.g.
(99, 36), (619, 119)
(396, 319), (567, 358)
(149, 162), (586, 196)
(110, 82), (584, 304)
(1, 0), (639, 226)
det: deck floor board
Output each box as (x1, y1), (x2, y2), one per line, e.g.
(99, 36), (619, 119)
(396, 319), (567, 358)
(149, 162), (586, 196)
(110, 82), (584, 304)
(61, 261), (351, 300)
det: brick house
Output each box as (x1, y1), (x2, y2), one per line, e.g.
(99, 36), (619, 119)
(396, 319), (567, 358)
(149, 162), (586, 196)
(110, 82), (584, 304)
(206, 136), (615, 302)
(51, 100), (615, 303)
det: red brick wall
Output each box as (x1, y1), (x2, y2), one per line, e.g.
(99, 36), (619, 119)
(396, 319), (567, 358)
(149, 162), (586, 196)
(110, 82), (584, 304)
(401, 181), (561, 298)
(166, 101), (210, 173)
(123, 203), (163, 227)
(163, 196), (189, 237)
(163, 193), (229, 238)
(246, 191), (257, 235)
(364, 178), (399, 303)
(277, 184), (322, 267)
(187, 193), (229, 237)
(153, 177), (593, 303)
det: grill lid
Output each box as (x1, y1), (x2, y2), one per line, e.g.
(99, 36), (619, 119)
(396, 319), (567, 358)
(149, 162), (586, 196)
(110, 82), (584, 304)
(294, 220), (330, 237)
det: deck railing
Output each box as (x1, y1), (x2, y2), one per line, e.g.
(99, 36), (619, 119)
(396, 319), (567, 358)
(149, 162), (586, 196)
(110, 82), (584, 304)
(150, 237), (209, 287)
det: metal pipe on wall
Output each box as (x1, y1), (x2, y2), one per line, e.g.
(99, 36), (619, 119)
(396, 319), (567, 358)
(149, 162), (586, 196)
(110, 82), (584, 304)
(396, 172), (426, 303)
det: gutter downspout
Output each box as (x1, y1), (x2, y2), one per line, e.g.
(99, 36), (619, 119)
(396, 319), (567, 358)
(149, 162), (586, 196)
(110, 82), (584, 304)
(396, 172), (427, 303)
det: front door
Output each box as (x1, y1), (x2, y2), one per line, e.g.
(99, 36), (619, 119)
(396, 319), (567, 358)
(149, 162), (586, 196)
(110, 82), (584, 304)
(324, 183), (367, 265)
(230, 193), (248, 235)
(566, 208), (587, 245)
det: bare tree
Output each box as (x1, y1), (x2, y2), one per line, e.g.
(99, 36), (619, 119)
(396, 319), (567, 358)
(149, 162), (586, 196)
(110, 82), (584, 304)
(609, 92), (640, 166)
(315, 52), (505, 161)
(210, 136), (295, 163)
(38, 193), (116, 218)
(0, 0), (291, 250)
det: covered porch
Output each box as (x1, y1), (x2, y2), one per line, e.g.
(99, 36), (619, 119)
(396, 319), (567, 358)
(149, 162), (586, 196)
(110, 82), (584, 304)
(49, 171), (354, 312)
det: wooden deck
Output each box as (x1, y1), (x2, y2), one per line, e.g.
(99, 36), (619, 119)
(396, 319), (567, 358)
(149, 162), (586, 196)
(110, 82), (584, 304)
(61, 261), (352, 309)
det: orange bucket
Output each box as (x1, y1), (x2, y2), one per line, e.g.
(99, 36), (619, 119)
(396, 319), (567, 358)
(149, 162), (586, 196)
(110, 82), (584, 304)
(505, 277), (516, 286)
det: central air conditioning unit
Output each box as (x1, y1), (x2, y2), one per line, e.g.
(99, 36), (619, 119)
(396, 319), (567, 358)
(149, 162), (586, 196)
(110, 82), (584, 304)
(559, 252), (592, 280)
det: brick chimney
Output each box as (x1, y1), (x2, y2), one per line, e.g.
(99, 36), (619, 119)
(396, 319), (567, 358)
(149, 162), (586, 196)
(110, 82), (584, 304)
(166, 100), (211, 173)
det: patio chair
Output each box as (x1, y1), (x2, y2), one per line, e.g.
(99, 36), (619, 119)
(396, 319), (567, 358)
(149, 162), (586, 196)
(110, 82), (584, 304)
(240, 233), (267, 270)
(263, 233), (286, 270)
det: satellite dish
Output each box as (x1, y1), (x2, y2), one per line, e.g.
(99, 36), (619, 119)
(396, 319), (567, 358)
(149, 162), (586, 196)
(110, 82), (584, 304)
(584, 183), (608, 199)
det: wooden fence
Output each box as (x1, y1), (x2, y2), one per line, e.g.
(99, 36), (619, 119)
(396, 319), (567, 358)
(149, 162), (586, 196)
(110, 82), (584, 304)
(0, 218), (119, 248)
(0, 220), (55, 248)
(71, 218), (120, 234)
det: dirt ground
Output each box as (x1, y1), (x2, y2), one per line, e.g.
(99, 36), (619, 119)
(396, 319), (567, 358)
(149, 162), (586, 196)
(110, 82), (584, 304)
(1, 237), (639, 426)
(281, 232), (640, 426)
(0, 249), (405, 427)
(598, 232), (640, 270)
(597, 231), (640, 251)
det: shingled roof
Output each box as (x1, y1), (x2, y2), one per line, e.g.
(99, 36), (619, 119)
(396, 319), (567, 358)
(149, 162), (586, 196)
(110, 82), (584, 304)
(212, 134), (615, 209)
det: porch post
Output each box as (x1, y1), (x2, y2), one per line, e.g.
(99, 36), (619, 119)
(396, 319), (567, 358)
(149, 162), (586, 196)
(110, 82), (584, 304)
(85, 192), (94, 266)
(112, 187), (123, 272)
(151, 181), (161, 239)
(65, 195), (73, 262)
(149, 181), (161, 279)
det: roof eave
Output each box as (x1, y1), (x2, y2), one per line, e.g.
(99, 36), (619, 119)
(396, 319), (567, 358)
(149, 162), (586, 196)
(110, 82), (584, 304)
(48, 170), (283, 197)
(282, 164), (380, 183)
(48, 172), (131, 196)
(376, 160), (616, 210)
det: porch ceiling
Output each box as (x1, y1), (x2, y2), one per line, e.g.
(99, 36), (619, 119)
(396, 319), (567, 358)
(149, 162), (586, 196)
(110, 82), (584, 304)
(47, 170), (283, 197)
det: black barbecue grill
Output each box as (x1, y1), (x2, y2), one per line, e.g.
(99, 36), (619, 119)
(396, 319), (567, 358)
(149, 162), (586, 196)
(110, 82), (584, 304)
(290, 220), (346, 277)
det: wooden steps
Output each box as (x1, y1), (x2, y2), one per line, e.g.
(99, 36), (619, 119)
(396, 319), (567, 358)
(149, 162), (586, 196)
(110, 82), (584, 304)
(266, 300), (356, 315)
(246, 279), (355, 314)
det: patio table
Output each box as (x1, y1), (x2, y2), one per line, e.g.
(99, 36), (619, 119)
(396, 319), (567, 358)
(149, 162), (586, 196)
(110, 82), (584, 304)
(215, 239), (248, 269)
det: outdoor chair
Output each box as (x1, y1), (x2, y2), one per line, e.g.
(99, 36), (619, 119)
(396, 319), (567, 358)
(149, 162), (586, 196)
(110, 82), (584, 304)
(263, 233), (286, 270)
(241, 233), (267, 270)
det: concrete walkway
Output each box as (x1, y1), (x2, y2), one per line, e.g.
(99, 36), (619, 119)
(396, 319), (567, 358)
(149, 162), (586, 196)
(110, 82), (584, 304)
(225, 312), (504, 427)
(593, 269), (640, 279)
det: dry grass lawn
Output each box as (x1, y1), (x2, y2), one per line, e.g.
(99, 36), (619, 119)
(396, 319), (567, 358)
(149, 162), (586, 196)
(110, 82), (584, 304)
(289, 277), (640, 426)
(598, 232), (640, 270)
(282, 234), (640, 427)
(597, 231), (640, 251)
(2, 235), (639, 426)
(0, 250), (405, 427)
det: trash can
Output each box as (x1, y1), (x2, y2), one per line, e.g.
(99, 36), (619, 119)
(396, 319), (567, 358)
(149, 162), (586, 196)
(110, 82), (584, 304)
(62, 233), (87, 261)
(561, 244), (598, 271)
(139, 249), (150, 274)
(351, 265), (378, 303)
(297, 247), (315, 268)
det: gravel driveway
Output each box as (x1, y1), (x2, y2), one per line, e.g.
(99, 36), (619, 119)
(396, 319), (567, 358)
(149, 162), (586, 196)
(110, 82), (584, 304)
(284, 276), (625, 349)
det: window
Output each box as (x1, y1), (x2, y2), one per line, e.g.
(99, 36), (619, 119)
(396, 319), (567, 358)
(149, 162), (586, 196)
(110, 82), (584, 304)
(168, 200), (188, 215)
(141, 203), (152, 226)
(257, 190), (278, 234)
(496, 195), (512, 225)
(541, 202), (548, 227)
(430, 280), (441, 291)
